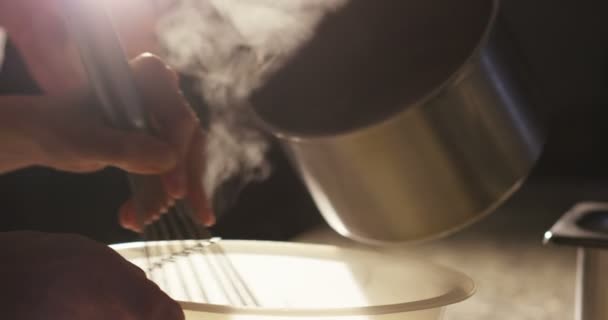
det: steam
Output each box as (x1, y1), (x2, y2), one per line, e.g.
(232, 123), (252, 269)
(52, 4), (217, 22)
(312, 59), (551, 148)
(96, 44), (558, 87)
(157, 0), (345, 205)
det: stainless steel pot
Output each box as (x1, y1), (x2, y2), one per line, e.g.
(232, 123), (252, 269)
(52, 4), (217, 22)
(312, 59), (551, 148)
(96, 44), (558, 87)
(251, 0), (543, 244)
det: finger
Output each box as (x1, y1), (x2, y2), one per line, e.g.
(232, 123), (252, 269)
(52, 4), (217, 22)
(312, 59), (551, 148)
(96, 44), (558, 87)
(186, 129), (215, 226)
(118, 201), (137, 231)
(119, 180), (171, 232)
(77, 127), (178, 175)
(119, 200), (155, 232)
(158, 159), (195, 219)
(162, 164), (187, 199)
(119, 199), (165, 232)
(119, 200), (156, 232)
(130, 54), (200, 197)
(131, 54), (199, 159)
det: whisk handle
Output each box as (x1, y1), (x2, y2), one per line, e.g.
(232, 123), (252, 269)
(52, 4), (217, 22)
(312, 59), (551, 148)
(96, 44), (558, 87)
(62, 0), (196, 229)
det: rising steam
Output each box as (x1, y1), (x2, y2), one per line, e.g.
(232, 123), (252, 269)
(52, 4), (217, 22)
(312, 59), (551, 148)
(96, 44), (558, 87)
(156, 0), (345, 206)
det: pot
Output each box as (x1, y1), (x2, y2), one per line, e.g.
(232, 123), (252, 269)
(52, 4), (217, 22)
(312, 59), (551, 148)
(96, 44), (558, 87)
(251, 0), (543, 244)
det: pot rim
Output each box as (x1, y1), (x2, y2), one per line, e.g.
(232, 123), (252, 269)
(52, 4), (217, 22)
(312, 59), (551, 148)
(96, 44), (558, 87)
(248, 0), (502, 142)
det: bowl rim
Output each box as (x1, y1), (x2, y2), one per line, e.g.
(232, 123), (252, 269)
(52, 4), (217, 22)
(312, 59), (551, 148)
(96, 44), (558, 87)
(111, 240), (475, 316)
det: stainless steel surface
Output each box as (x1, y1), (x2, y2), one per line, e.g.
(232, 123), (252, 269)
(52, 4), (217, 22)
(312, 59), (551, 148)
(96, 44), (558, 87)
(251, 0), (543, 244)
(576, 249), (608, 320)
(546, 203), (608, 320)
(544, 202), (608, 249)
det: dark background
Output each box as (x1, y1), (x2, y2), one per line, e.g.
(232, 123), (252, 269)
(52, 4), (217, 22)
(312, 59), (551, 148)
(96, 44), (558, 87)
(0, 1), (607, 244)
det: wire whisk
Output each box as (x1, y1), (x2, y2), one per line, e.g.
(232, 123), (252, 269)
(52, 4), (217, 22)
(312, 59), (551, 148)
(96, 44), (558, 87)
(62, 0), (258, 307)
(140, 205), (260, 307)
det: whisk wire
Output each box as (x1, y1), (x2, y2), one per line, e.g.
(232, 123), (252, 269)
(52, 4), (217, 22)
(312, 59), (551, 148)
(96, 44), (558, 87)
(170, 208), (217, 303)
(173, 207), (259, 306)
(140, 204), (259, 307)
(164, 210), (209, 301)
(211, 244), (260, 307)
(155, 213), (194, 302)
(146, 224), (174, 292)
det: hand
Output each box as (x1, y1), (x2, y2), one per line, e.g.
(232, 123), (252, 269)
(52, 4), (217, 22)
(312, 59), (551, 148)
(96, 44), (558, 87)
(0, 0), (211, 227)
(0, 54), (214, 230)
(0, 231), (184, 320)
(117, 54), (214, 230)
(0, 0), (174, 94)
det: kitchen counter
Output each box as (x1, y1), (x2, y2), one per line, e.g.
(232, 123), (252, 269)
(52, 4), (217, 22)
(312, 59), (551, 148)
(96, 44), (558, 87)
(294, 180), (608, 320)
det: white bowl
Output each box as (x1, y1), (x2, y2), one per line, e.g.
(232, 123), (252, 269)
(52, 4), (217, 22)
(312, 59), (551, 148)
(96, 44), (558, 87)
(112, 240), (474, 320)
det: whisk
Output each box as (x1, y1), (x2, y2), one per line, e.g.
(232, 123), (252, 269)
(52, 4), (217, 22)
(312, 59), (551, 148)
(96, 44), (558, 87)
(62, 0), (259, 307)
(143, 209), (259, 306)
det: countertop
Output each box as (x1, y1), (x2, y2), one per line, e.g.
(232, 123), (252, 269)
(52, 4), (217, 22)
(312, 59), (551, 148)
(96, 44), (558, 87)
(294, 180), (608, 320)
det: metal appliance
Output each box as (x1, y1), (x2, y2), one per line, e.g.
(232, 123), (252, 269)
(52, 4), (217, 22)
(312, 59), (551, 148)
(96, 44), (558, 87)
(545, 203), (608, 320)
(250, 0), (543, 244)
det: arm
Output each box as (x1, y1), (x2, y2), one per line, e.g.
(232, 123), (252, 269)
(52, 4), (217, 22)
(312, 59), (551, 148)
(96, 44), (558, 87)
(0, 231), (185, 320)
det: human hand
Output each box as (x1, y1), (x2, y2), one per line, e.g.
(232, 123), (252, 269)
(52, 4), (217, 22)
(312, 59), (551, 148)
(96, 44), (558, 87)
(0, 0), (174, 94)
(0, 0), (211, 228)
(0, 231), (184, 320)
(0, 54), (213, 229)
(117, 54), (213, 230)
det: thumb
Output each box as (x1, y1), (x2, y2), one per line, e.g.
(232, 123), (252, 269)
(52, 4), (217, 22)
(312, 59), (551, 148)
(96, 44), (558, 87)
(79, 127), (178, 174)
